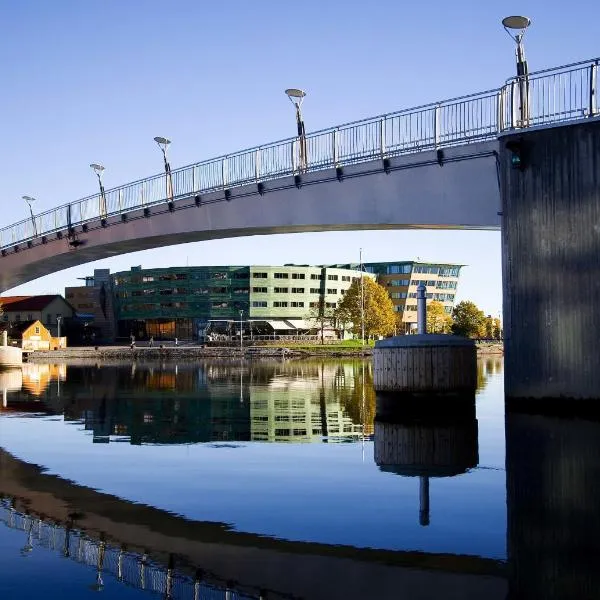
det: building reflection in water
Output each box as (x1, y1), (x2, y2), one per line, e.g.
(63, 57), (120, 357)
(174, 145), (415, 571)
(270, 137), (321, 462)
(506, 408), (600, 600)
(374, 393), (479, 526)
(1, 361), (378, 446)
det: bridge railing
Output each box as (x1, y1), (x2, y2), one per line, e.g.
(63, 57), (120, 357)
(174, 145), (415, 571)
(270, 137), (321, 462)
(1, 57), (598, 251)
(0, 500), (263, 599)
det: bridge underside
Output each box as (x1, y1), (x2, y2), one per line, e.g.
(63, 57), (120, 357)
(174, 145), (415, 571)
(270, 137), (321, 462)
(0, 141), (500, 291)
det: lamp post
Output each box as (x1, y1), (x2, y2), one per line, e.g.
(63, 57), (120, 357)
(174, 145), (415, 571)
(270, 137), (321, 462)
(502, 15), (532, 127)
(359, 248), (365, 348)
(56, 316), (62, 340)
(22, 196), (38, 237)
(239, 310), (244, 351)
(154, 136), (174, 205)
(90, 163), (107, 220)
(285, 88), (307, 172)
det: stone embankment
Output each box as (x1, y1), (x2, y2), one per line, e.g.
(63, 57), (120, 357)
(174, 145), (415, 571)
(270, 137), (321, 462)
(25, 341), (503, 362)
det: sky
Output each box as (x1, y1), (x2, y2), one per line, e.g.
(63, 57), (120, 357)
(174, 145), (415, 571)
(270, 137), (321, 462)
(1, 0), (598, 317)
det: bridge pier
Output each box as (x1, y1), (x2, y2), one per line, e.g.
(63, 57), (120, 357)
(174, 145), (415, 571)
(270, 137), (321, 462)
(501, 119), (600, 404)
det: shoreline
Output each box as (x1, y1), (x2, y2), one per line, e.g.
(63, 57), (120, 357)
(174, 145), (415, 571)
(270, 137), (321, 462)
(24, 341), (503, 362)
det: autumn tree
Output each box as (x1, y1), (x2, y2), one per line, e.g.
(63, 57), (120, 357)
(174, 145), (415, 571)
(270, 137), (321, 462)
(306, 297), (337, 344)
(426, 301), (453, 334)
(451, 301), (487, 338)
(336, 276), (396, 339)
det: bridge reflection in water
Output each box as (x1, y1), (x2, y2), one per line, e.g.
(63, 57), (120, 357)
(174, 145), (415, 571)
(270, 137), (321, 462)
(0, 498), (261, 600)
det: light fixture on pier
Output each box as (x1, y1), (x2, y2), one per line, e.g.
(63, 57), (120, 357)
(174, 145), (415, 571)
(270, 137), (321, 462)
(285, 88), (307, 172)
(22, 196), (38, 237)
(154, 136), (174, 207)
(90, 163), (108, 222)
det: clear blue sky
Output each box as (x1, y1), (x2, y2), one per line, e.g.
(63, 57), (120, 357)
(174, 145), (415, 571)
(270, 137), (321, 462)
(1, 0), (598, 317)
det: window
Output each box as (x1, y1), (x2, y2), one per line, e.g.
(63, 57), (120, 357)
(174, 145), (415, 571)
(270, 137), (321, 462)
(327, 289), (337, 295)
(274, 272), (289, 279)
(211, 271), (228, 280)
(35, 326), (40, 334)
(253, 272), (268, 279)
(291, 301), (304, 307)
(234, 272), (249, 279)
(212, 301), (229, 309)
(327, 274), (338, 281)
(211, 286), (228, 294)
(428, 280), (436, 286)
(325, 302), (336, 308)
(341, 275), (351, 282)
(252, 287), (268, 293)
(309, 301), (319, 308)
(15, 314), (21, 322)
(252, 301), (268, 307)
(291, 287), (304, 293)
(386, 264), (412, 274)
(27, 314), (33, 321)
(142, 275), (154, 283)
(310, 287), (320, 294)
(292, 273), (305, 279)
(175, 273), (188, 280)
(391, 292), (407, 299)
(274, 287), (288, 293)
(389, 279), (410, 286)
(310, 274), (323, 280)
(273, 301), (288, 308)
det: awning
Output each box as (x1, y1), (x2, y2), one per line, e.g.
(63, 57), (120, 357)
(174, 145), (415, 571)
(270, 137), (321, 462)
(285, 319), (312, 330)
(265, 320), (295, 331)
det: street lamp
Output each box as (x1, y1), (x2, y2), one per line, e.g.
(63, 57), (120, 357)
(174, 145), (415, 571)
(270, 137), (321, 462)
(22, 196), (37, 237)
(90, 163), (108, 221)
(285, 88), (307, 172)
(56, 316), (62, 340)
(502, 15), (532, 126)
(154, 136), (174, 206)
(239, 310), (244, 351)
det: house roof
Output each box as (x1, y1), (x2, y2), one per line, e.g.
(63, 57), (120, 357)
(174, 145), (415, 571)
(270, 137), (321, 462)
(0, 320), (41, 335)
(0, 295), (71, 312)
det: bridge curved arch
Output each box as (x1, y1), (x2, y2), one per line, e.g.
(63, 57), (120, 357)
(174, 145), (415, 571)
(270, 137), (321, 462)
(0, 144), (500, 291)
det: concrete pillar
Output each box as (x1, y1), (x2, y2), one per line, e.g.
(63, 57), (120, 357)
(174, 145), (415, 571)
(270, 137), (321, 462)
(501, 120), (600, 402)
(2, 331), (7, 346)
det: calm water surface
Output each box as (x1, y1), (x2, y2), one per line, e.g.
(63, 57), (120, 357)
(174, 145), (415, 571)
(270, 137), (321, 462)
(0, 358), (598, 599)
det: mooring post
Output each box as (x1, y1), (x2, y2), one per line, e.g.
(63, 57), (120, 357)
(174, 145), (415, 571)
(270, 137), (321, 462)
(417, 283), (427, 334)
(419, 476), (430, 526)
(2, 331), (7, 347)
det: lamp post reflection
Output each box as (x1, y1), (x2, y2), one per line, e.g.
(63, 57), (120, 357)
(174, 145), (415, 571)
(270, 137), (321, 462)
(374, 393), (478, 526)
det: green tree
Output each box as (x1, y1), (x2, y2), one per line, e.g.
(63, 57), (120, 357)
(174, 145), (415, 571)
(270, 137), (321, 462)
(492, 317), (503, 340)
(306, 297), (337, 344)
(336, 276), (396, 339)
(451, 301), (487, 338)
(426, 301), (453, 334)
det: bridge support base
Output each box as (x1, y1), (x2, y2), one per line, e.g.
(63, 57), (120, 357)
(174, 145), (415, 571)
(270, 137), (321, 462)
(501, 119), (600, 403)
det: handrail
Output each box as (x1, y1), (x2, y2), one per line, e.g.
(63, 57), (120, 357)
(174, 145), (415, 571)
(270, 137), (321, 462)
(1, 56), (599, 251)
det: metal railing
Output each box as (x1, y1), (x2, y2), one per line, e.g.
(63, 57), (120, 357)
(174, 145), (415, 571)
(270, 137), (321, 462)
(1, 57), (598, 251)
(0, 499), (263, 599)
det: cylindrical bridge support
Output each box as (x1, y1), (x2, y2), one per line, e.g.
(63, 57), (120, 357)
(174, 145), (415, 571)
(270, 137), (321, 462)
(417, 283), (427, 334)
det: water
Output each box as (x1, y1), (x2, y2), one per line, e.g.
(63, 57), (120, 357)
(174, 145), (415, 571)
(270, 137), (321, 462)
(0, 358), (597, 599)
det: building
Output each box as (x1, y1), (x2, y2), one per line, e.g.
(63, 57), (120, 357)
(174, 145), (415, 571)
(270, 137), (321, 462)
(0, 320), (63, 351)
(331, 261), (462, 333)
(0, 295), (75, 337)
(64, 269), (115, 343)
(110, 264), (370, 341)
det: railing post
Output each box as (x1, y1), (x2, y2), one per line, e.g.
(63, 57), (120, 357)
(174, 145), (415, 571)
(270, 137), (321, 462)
(510, 80), (518, 129)
(119, 190), (123, 212)
(590, 60), (598, 116)
(222, 157), (228, 188)
(379, 118), (386, 156)
(255, 148), (261, 182)
(434, 105), (441, 148)
(191, 166), (196, 191)
(497, 87), (505, 132)
(291, 140), (297, 173)
(332, 129), (339, 167)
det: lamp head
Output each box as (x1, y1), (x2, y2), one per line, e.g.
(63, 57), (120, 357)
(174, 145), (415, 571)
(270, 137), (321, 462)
(22, 195), (36, 205)
(502, 15), (531, 42)
(285, 88), (306, 106)
(90, 163), (105, 177)
(154, 136), (171, 151)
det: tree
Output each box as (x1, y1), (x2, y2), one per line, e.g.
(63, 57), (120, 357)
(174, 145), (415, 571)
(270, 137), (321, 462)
(451, 301), (487, 338)
(306, 297), (337, 344)
(426, 301), (453, 334)
(336, 276), (396, 339)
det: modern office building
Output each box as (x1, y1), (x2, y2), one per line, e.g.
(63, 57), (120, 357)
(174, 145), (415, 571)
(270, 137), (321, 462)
(65, 260), (461, 341)
(110, 264), (370, 341)
(331, 261), (462, 333)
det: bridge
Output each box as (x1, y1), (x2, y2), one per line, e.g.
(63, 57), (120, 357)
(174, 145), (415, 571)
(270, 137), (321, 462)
(1, 56), (600, 402)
